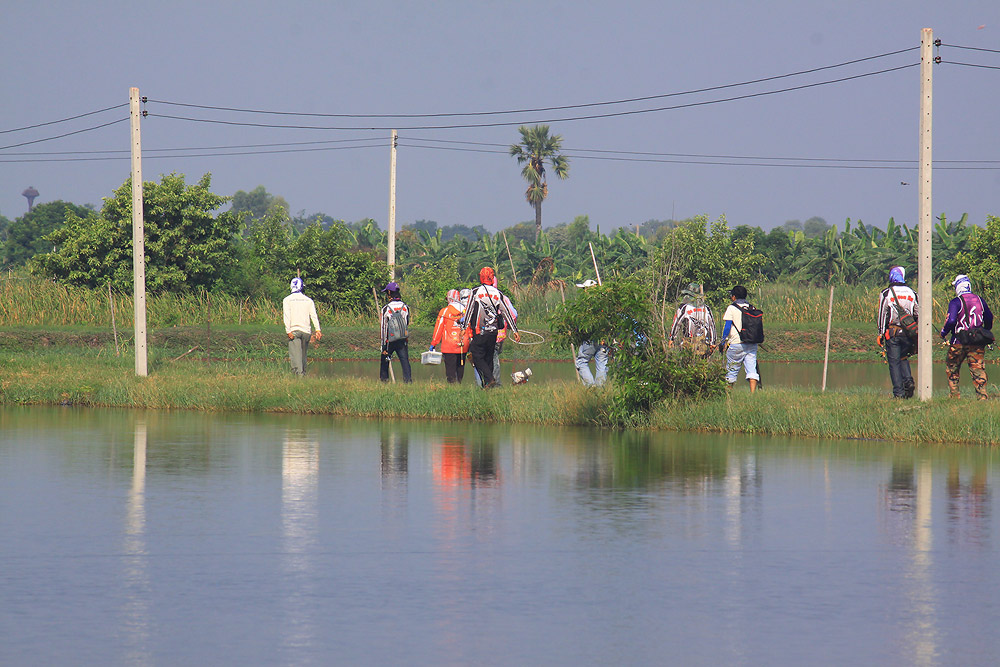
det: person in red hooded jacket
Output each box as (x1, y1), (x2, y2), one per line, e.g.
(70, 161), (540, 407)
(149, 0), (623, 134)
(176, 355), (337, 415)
(429, 289), (472, 383)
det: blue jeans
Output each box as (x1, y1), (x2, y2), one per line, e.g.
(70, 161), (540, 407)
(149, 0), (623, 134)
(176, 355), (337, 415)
(885, 334), (914, 398)
(726, 342), (760, 384)
(576, 341), (608, 387)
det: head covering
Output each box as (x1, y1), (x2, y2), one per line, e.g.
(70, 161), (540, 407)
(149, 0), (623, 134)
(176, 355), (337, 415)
(446, 289), (460, 303)
(953, 274), (972, 296)
(681, 282), (702, 297)
(889, 266), (906, 284)
(290, 277), (304, 294)
(381, 281), (399, 293)
(479, 267), (495, 285)
(459, 288), (472, 300)
(575, 279), (599, 288)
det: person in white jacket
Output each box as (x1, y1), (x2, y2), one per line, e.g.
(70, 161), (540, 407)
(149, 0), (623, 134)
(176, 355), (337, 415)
(282, 277), (321, 376)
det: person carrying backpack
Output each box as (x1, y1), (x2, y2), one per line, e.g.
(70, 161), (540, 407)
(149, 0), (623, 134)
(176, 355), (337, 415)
(380, 281), (412, 383)
(463, 267), (520, 389)
(939, 274), (993, 399)
(876, 265), (918, 399)
(720, 285), (762, 392)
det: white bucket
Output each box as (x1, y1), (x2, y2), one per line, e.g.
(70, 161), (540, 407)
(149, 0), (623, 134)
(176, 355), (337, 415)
(420, 350), (443, 365)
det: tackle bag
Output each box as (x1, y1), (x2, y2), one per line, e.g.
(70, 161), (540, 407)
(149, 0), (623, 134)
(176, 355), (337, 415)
(957, 326), (995, 346)
(888, 286), (918, 340)
(737, 304), (765, 344)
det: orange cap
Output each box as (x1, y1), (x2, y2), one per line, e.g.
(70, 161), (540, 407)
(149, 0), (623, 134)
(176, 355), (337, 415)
(479, 267), (495, 284)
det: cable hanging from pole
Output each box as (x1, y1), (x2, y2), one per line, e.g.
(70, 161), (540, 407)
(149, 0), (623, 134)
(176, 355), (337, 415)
(143, 46), (919, 120)
(144, 63), (919, 132)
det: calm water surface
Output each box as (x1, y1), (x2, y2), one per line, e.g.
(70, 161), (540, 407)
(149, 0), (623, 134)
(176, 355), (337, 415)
(2, 407), (998, 665)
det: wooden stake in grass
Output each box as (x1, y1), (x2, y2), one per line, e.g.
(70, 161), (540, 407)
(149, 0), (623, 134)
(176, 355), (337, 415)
(503, 230), (519, 285)
(108, 282), (120, 356)
(822, 282), (834, 392)
(559, 282), (581, 381)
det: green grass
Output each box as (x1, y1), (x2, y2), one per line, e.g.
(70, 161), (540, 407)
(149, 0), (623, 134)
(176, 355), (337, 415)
(3, 351), (1000, 444)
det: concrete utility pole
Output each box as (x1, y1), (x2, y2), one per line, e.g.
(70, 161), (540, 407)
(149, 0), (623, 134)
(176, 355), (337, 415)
(130, 87), (148, 377)
(387, 130), (397, 280)
(917, 29), (933, 400)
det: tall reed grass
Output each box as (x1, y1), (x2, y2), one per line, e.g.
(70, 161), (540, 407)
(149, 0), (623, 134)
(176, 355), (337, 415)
(0, 274), (961, 330)
(0, 276), (374, 328)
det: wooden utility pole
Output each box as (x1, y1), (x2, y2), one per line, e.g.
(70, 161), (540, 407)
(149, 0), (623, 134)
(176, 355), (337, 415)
(387, 130), (398, 280)
(129, 87), (148, 377)
(917, 29), (933, 400)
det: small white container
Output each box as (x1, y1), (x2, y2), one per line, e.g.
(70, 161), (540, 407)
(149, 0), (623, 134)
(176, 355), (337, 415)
(420, 350), (443, 365)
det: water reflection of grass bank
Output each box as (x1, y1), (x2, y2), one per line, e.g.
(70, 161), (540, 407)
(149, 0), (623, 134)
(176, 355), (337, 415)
(3, 352), (999, 444)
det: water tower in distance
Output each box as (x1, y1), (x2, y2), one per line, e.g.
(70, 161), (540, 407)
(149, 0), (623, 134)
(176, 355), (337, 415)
(22, 186), (39, 212)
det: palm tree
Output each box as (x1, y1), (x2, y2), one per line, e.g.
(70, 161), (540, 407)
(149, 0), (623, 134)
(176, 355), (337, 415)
(509, 125), (570, 241)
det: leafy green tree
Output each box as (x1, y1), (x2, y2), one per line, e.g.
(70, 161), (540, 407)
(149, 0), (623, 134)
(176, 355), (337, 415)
(403, 256), (461, 324)
(231, 186), (289, 227)
(0, 212), (11, 245)
(549, 279), (725, 426)
(802, 216), (830, 238)
(651, 215), (766, 307)
(286, 223), (385, 310)
(33, 174), (242, 292)
(3, 201), (91, 266)
(944, 215), (1000, 296)
(510, 125), (570, 241)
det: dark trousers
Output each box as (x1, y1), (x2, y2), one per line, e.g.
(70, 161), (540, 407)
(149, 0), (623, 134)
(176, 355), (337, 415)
(443, 352), (466, 383)
(380, 339), (412, 383)
(885, 333), (914, 398)
(470, 331), (499, 387)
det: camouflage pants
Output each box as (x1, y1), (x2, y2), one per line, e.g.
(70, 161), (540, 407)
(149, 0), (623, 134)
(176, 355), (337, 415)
(946, 342), (988, 399)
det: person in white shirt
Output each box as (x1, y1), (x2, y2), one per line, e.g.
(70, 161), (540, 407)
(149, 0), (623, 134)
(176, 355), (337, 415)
(720, 285), (759, 392)
(876, 265), (918, 398)
(282, 277), (321, 376)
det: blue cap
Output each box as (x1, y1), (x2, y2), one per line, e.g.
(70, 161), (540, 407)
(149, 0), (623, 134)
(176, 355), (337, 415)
(382, 281), (400, 292)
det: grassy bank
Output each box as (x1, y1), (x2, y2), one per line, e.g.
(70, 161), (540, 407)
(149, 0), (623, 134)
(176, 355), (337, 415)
(3, 352), (999, 445)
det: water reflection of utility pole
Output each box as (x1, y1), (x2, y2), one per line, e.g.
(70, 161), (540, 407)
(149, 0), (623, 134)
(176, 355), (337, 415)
(122, 419), (150, 664)
(281, 428), (319, 659)
(902, 460), (939, 666)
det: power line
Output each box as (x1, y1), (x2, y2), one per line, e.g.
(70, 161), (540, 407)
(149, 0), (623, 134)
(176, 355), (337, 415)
(0, 118), (128, 151)
(0, 136), (384, 157)
(940, 43), (1000, 55)
(147, 63), (919, 132)
(942, 60), (1000, 71)
(400, 135), (1000, 165)
(0, 142), (385, 163)
(398, 141), (1000, 170)
(146, 46), (918, 120)
(0, 103), (128, 135)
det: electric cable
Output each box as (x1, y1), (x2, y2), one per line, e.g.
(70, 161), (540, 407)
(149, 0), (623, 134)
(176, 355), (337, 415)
(0, 118), (128, 151)
(939, 43), (1000, 55)
(145, 63), (918, 132)
(145, 46), (918, 120)
(0, 142), (385, 163)
(941, 61), (1000, 71)
(396, 141), (1000, 170)
(0, 103), (127, 135)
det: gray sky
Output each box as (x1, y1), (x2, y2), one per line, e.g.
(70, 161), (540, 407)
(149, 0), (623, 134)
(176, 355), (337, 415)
(3, 0), (998, 233)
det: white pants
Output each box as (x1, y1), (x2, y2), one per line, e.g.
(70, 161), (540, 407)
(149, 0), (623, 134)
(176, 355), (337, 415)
(726, 342), (759, 383)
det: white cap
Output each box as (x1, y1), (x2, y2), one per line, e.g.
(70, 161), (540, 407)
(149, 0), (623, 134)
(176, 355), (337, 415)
(575, 279), (599, 288)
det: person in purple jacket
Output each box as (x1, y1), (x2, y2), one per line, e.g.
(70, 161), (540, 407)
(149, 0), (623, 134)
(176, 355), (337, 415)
(940, 274), (993, 399)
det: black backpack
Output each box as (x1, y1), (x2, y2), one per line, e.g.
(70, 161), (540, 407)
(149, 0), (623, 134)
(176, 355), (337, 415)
(737, 304), (764, 344)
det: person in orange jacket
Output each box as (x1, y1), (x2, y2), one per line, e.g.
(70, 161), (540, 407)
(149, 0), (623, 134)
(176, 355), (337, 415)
(430, 289), (472, 383)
